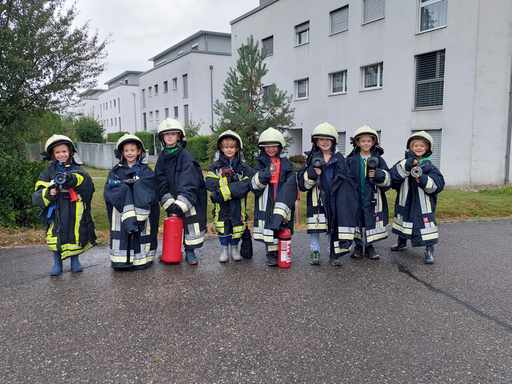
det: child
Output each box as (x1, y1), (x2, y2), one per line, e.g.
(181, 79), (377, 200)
(154, 118), (207, 265)
(390, 131), (445, 264)
(346, 125), (391, 260)
(249, 127), (297, 266)
(33, 134), (96, 276)
(206, 130), (252, 263)
(297, 122), (358, 266)
(104, 134), (159, 270)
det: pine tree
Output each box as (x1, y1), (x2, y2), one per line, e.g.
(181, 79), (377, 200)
(213, 36), (295, 166)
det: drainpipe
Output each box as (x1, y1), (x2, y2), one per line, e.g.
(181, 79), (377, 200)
(506, 60), (512, 185)
(131, 92), (137, 132)
(210, 65), (214, 128)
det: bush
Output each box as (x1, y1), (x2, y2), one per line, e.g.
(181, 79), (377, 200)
(186, 136), (210, 163)
(135, 131), (156, 156)
(289, 154), (306, 165)
(75, 116), (105, 143)
(0, 153), (46, 227)
(107, 131), (129, 143)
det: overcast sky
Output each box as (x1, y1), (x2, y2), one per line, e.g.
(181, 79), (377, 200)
(69, 0), (259, 88)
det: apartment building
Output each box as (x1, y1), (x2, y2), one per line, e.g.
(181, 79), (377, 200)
(73, 89), (105, 120)
(98, 71), (143, 135)
(139, 31), (232, 135)
(231, 0), (512, 187)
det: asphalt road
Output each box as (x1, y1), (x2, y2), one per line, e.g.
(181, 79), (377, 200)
(1, 220), (511, 383)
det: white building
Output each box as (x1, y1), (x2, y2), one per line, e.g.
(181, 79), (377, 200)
(231, 0), (512, 187)
(139, 31), (232, 135)
(99, 71), (143, 135)
(73, 89), (105, 120)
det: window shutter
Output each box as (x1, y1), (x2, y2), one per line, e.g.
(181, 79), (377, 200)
(415, 50), (445, 108)
(363, 0), (385, 23)
(336, 132), (346, 156)
(262, 36), (274, 55)
(331, 6), (349, 34)
(295, 21), (309, 33)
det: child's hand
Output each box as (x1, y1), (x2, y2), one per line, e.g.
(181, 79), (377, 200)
(413, 159), (419, 166)
(314, 168), (322, 176)
(49, 188), (58, 196)
(368, 169), (375, 178)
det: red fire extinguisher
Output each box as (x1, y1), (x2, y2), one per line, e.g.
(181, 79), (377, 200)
(161, 215), (183, 263)
(278, 221), (291, 268)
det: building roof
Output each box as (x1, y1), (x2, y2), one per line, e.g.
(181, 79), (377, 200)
(230, 0), (279, 25)
(104, 70), (144, 85)
(147, 30), (231, 62)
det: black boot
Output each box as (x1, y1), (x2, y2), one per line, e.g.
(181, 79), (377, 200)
(424, 245), (434, 264)
(390, 237), (407, 251)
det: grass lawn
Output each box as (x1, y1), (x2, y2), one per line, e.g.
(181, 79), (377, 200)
(1, 165), (511, 247)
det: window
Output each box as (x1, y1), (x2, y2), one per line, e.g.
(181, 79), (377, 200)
(143, 113), (147, 131)
(174, 106), (178, 119)
(336, 132), (346, 155)
(419, 0), (447, 32)
(361, 63), (383, 90)
(155, 110), (159, 127)
(415, 50), (445, 108)
(164, 81), (168, 93)
(172, 78), (177, 90)
(142, 89), (146, 108)
(330, 6), (349, 35)
(295, 22), (310, 46)
(115, 118), (117, 126)
(262, 85), (271, 97)
(177, 50), (183, 56)
(330, 71), (347, 94)
(165, 108), (169, 118)
(191, 42), (198, 50)
(262, 36), (274, 55)
(110, 101), (112, 109)
(118, 98), (120, 112)
(111, 118), (113, 126)
(148, 86), (152, 97)
(412, 129), (442, 168)
(119, 117), (121, 130)
(184, 104), (189, 124)
(295, 78), (309, 99)
(363, 0), (385, 24)
(113, 99), (116, 108)
(149, 111), (153, 129)
(154, 84), (159, 95)
(183, 74), (188, 98)
(125, 78), (128, 84)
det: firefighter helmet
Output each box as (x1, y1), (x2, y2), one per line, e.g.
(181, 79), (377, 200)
(258, 127), (285, 148)
(311, 122), (339, 144)
(44, 134), (76, 155)
(352, 125), (379, 145)
(157, 118), (186, 140)
(407, 131), (434, 157)
(217, 130), (243, 150)
(115, 134), (146, 161)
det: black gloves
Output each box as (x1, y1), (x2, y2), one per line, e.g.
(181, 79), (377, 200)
(306, 165), (318, 180)
(210, 190), (224, 204)
(62, 173), (78, 189)
(166, 204), (183, 217)
(404, 151), (416, 172)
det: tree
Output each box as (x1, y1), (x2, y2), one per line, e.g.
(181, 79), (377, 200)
(0, 0), (110, 144)
(213, 36), (295, 166)
(184, 114), (203, 138)
(74, 115), (104, 143)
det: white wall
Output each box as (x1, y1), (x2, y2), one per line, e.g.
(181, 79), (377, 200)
(231, 0), (512, 187)
(98, 85), (140, 135)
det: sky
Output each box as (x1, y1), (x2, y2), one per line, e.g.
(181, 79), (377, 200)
(69, 0), (260, 88)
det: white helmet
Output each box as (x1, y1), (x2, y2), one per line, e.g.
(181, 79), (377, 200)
(258, 127), (285, 148)
(158, 118), (186, 141)
(311, 122), (339, 144)
(115, 134), (146, 162)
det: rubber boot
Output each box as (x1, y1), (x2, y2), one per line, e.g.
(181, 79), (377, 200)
(390, 237), (407, 251)
(70, 256), (83, 273)
(50, 252), (63, 276)
(424, 245), (435, 264)
(219, 245), (229, 263)
(231, 244), (242, 262)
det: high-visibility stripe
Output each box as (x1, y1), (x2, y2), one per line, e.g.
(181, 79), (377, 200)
(304, 171), (315, 189)
(252, 173), (266, 190)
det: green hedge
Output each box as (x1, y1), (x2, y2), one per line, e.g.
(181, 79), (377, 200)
(106, 131), (129, 143)
(186, 136), (210, 163)
(135, 132), (157, 156)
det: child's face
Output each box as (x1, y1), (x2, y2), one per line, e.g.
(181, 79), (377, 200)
(411, 139), (428, 157)
(121, 143), (142, 165)
(356, 135), (375, 154)
(315, 138), (334, 153)
(221, 143), (239, 161)
(162, 131), (180, 147)
(52, 144), (70, 163)
(263, 143), (280, 157)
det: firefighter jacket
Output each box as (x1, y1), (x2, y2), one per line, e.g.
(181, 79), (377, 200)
(298, 150), (358, 256)
(249, 153), (297, 247)
(33, 161), (96, 258)
(390, 154), (445, 247)
(155, 145), (207, 249)
(104, 161), (159, 270)
(346, 147), (391, 245)
(205, 151), (252, 239)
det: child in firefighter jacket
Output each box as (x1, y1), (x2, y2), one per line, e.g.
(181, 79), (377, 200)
(206, 130), (252, 263)
(346, 125), (391, 260)
(390, 131), (445, 264)
(154, 118), (207, 265)
(32, 134), (96, 276)
(104, 135), (159, 270)
(297, 122), (358, 266)
(249, 127), (297, 267)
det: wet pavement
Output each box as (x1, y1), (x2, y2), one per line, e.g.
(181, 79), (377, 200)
(1, 219), (511, 383)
